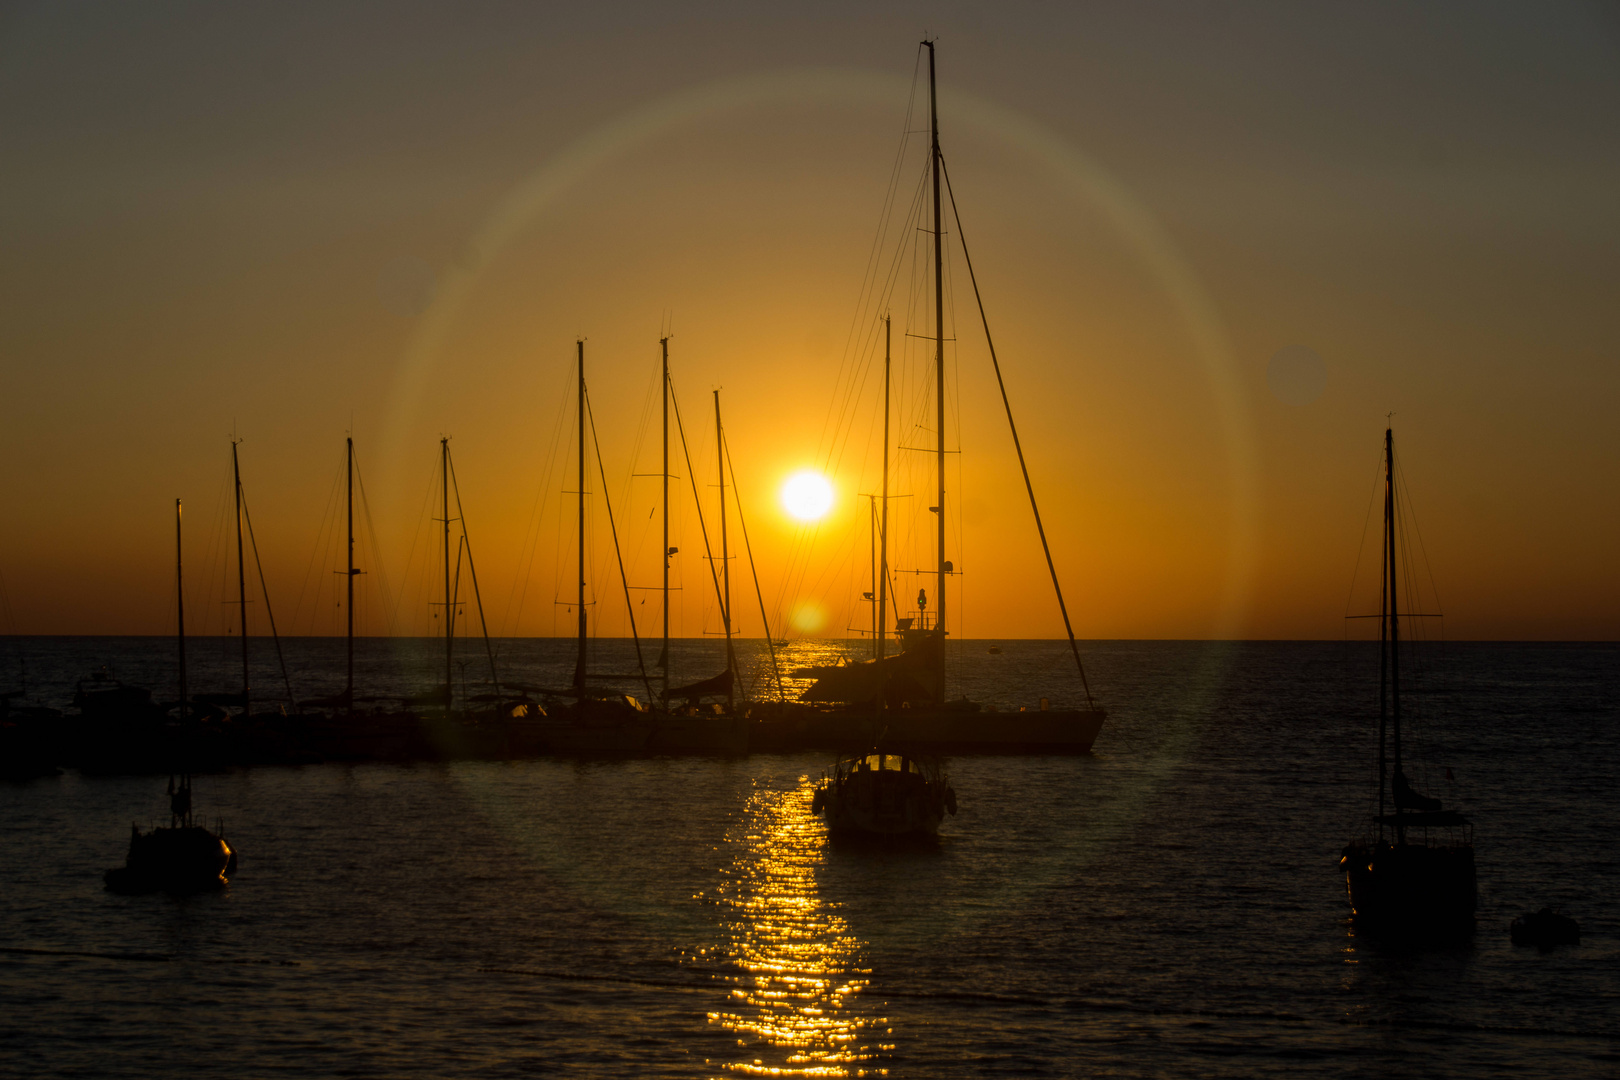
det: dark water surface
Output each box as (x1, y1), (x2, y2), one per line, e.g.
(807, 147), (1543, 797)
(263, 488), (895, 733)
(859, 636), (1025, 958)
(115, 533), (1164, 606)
(2, 638), (1615, 1077)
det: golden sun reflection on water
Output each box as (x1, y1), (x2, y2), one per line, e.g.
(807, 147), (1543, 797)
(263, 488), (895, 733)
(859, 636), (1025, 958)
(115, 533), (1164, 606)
(701, 779), (888, 1077)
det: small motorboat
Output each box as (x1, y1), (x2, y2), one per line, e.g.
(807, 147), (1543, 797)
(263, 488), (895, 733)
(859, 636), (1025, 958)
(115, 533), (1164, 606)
(105, 774), (235, 895)
(811, 750), (956, 839)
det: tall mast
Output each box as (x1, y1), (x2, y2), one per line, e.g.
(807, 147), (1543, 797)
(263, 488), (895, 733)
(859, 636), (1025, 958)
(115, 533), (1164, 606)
(927, 39), (947, 705)
(869, 495), (878, 656)
(176, 499), (187, 721)
(661, 336), (671, 704)
(574, 340), (588, 693)
(441, 436), (453, 711)
(346, 436), (355, 706)
(1377, 439), (1389, 824)
(232, 439), (250, 716)
(878, 314), (891, 662)
(1386, 426), (1402, 801)
(715, 390), (735, 712)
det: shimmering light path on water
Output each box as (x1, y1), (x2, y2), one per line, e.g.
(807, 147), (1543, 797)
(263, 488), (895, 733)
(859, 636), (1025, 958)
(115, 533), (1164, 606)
(1, 640), (1616, 1077)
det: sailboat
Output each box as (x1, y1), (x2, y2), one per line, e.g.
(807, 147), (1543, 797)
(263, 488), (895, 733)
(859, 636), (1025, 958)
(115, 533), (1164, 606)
(647, 342), (749, 754)
(105, 499), (236, 895)
(776, 41), (1107, 755)
(192, 439), (299, 721)
(537, 340), (656, 753)
(1339, 427), (1475, 933)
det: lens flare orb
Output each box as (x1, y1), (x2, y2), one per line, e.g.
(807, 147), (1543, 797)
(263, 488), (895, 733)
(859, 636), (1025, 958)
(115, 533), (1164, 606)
(781, 470), (834, 522)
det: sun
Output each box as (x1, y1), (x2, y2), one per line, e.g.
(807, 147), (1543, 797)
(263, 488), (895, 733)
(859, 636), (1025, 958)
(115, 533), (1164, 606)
(780, 470), (835, 522)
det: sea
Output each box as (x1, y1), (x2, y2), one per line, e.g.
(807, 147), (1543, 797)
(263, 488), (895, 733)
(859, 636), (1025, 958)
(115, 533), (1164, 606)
(0, 637), (1615, 1078)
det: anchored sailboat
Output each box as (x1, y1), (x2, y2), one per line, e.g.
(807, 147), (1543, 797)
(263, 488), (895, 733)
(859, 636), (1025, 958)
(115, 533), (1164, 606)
(788, 41), (1107, 756)
(538, 340), (656, 753)
(1340, 426), (1475, 933)
(105, 499), (236, 895)
(651, 380), (751, 753)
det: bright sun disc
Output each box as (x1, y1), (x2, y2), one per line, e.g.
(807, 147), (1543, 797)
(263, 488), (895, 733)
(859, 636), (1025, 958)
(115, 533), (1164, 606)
(781, 470), (834, 522)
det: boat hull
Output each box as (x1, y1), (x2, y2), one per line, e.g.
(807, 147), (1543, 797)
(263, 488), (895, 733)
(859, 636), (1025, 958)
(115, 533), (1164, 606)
(1342, 840), (1476, 933)
(648, 714), (748, 755)
(105, 825), (233, 895)
(822, 775), (945, 838)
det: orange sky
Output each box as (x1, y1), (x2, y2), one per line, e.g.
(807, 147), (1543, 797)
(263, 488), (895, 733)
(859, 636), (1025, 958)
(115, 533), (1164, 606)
(1, 3), (1616, 639)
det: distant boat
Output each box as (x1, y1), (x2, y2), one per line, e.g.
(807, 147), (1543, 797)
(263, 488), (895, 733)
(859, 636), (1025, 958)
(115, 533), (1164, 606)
(1340, 427), (1475, 933)
(812, 749), (956, 839)
(0, 661), (63, 780)
(105, 498), (236, 895)
(785, 41), (1106, 756)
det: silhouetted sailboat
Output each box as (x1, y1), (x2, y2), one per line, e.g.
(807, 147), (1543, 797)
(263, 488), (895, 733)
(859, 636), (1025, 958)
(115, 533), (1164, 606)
(649, 378), (750, 753)
(105, 499), (236, 895)
(788, 41), (1106, 755)
(1340, 427), (1475, 933)
(539, 340), (655, 753)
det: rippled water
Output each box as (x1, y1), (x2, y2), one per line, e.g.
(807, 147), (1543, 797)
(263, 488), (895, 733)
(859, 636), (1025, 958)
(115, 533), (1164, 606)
(1, 639), (1615, 1077)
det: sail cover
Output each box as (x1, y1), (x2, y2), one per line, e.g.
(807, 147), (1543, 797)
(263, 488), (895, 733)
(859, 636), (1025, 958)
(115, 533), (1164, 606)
(668, 668), (733, 703)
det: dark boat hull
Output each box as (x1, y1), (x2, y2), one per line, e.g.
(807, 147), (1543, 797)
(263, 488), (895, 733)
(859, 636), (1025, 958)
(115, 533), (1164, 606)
(820, 763), (948, 838)
(1342, 840), (1476, 933)
(648, 714), (748, 755)
(105, 825), (234, 895)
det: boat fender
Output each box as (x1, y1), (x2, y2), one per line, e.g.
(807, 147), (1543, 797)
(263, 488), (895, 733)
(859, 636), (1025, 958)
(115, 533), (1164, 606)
(811, 788), (826, 815)
(944, 787), (957, 816)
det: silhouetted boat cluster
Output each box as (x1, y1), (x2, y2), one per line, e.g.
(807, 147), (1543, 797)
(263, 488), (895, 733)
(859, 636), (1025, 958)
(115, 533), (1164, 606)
(5, 42), (1521, 924)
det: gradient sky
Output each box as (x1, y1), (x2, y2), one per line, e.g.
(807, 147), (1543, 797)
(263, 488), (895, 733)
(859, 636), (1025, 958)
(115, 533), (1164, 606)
(1, 1), (1616, 640)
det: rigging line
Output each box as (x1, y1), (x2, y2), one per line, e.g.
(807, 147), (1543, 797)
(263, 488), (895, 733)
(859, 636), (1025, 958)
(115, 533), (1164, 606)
(822, 167), (932, 479)
(941, 152), (1096, 708)
(399, 454), (439, 636)
(620, 351), (664, 588)
(585, 385), (656, 704)
(200, 460), (232, 636)
(1394, 453), (1445, 624)
(506, 363), (575, 636)
(818, 51), (925, 466)
(1344, 446), (1386, 632)
(723, 431), (786, 701)
(291, 454), (344, 636)
(668, 378), (729, 644)
(237, 490), (298, 710)
(447, 450), (501, 693)
(352, 450), (400, 636)
(785, 165), (929, 631)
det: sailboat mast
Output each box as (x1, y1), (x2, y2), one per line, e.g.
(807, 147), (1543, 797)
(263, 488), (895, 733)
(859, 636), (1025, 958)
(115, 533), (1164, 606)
(868, 496), (878, 656)
(346, 436), (355, 705)
(715, 390), (735, 712)
(442, 436), (452, 712)
(176, 499), (187, 719)
(1386, 426), (1402, 791)
(661, 337), (671, 704)
(878, 314), (891, 662)
(232, 440), (250, 716)
(575, 340), (588, 693)
(927, 39), (947, 704)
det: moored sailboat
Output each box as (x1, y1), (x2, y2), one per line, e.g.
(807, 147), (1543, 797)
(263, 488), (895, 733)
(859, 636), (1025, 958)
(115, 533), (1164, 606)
(772, 40), (1106, 757)
(1340, 426), (1475, 933)
(105, 499), (236, 895)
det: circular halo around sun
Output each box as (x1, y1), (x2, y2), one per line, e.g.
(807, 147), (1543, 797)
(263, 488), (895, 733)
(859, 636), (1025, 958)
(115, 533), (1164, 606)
(780, 470), (835, 522)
